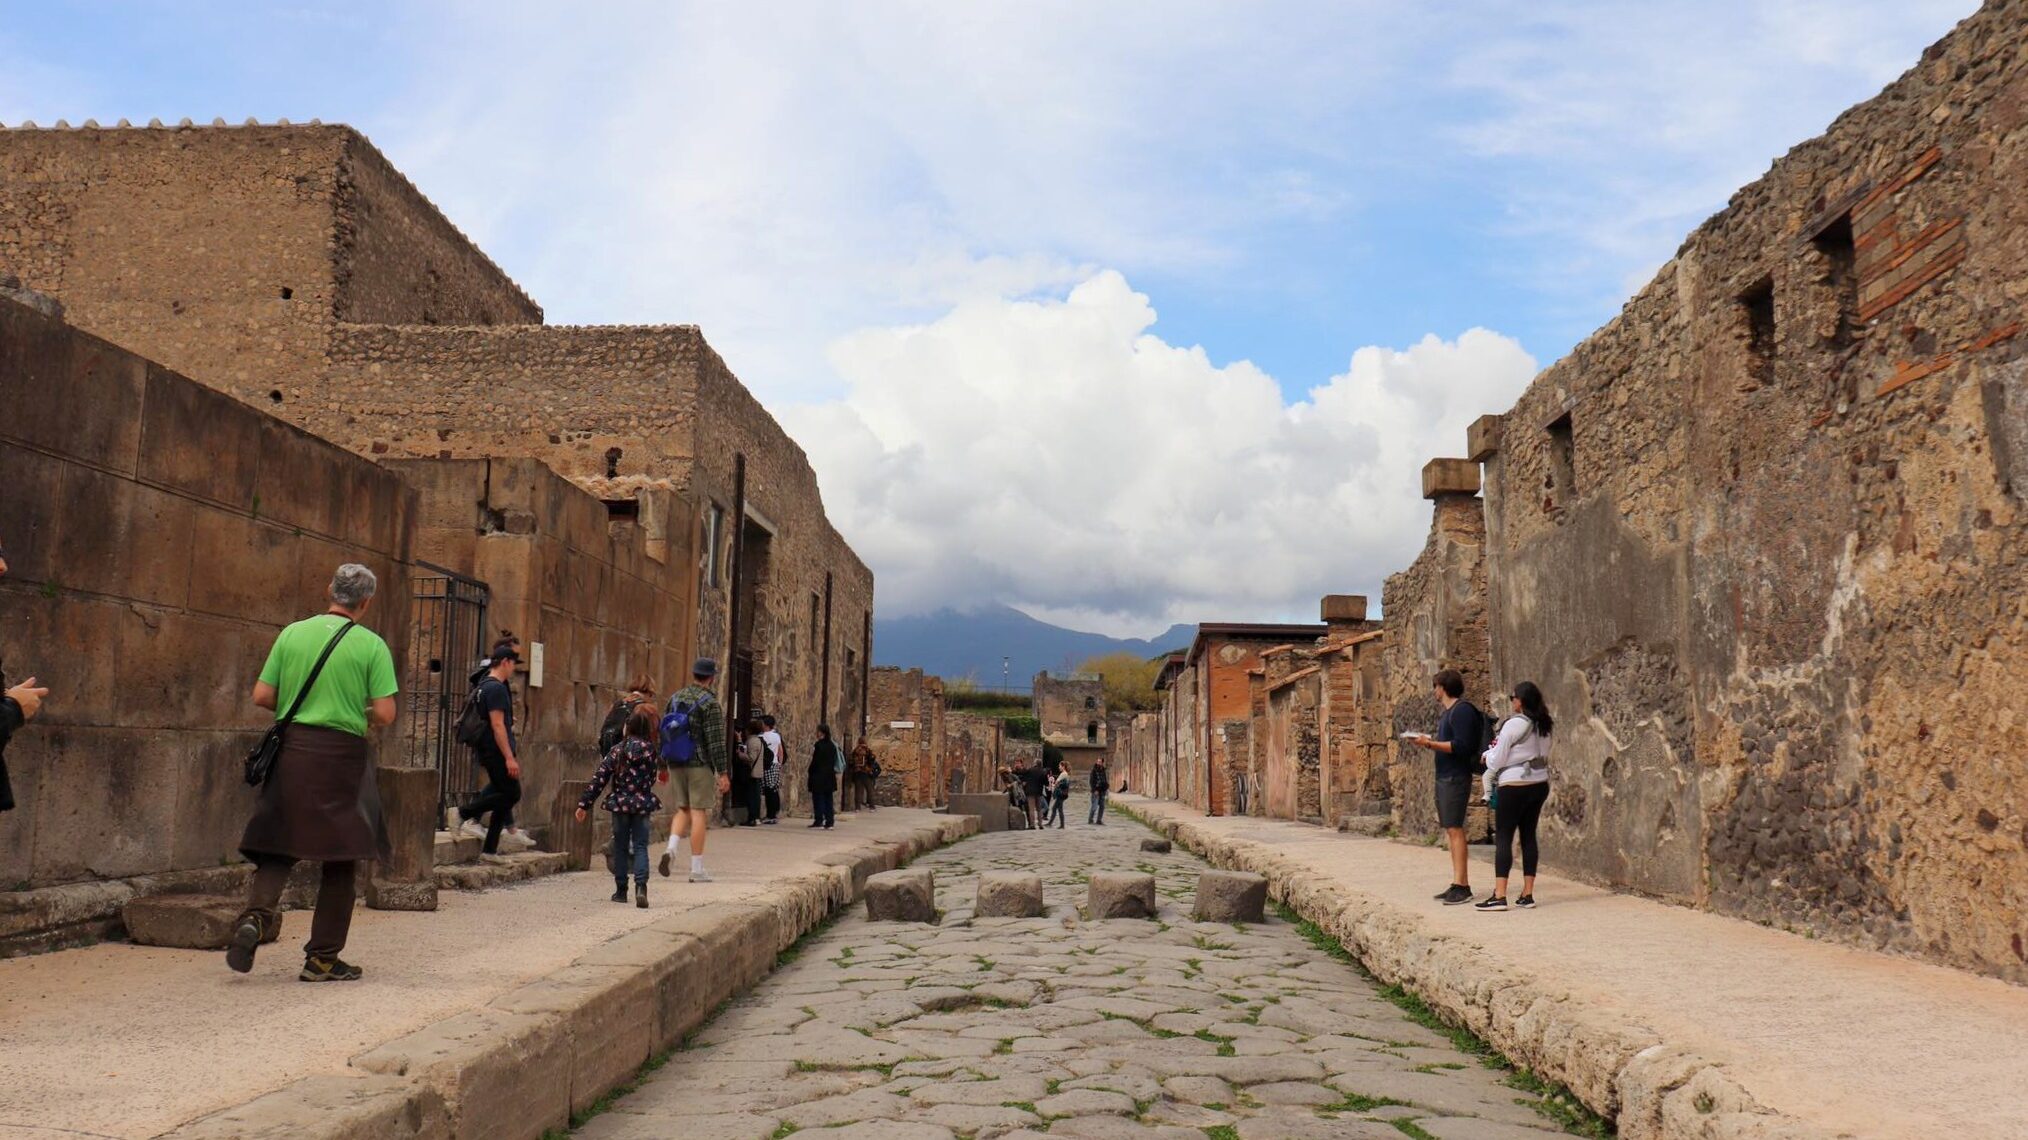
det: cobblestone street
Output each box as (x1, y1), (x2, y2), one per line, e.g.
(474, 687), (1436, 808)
(569, 815), (1583, 1140)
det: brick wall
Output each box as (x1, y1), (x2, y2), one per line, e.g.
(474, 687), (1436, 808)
(0, 294), (413, 945)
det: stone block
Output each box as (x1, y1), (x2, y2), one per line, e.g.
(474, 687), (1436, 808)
(948, 792), (1010, 832)
(865, 867), (936, 922)
(364, 879), (439, 911)
(1087, 872), (1157, 919)
(371, 765), (439, 912)
(158, 1074), (447, 1140)
(1192, 870), (1269, 923)
(975, 871), (1045, 918)
(1320, 595), (1368, 623)
(1421, 457), (1481, 499)
(1140, 838), (1172, 853)
(353, 1007), (569, 1140)
(123, 894), (278, 949)
(1466, 413), (1504, 462)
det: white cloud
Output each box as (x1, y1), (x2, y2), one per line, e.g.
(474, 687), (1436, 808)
(783, 271), (1537, 632)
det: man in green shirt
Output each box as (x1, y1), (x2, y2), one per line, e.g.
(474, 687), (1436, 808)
(658, 658), (731, 883)
(229, 564), (399, 983)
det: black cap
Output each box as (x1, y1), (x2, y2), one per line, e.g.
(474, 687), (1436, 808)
(692, 657), (718, 679)
(489, 643), (522, 664)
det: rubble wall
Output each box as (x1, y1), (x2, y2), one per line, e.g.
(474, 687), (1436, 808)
(864, 667), (945, 807)
(0, 295), (413, 918)
(1473, 0), (2028, 980)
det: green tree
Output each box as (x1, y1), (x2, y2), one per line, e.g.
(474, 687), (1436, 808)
(1076, 651), (1164, 711)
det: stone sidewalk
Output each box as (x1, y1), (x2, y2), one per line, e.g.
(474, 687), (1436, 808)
(0, 809), (966, 1140)
(567, 817), (1580, 1140)
(1125, 798), (2028, 1140)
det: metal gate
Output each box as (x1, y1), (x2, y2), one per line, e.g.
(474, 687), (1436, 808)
(401, 562), (491, 819)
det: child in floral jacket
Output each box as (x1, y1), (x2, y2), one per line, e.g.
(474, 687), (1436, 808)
(577, 705), (662, 907)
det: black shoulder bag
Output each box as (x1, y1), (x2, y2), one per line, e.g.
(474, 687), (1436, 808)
(244, 621), (357, 787)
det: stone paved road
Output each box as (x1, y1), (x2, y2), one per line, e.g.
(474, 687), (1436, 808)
(571, 818), (1585, 1140)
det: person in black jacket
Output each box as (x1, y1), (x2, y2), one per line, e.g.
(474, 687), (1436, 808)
(596, 675), (657, 757)
(1, 539), (52, 813)
(807, 723), (841, 830)
(1087, 759), (1109, 825)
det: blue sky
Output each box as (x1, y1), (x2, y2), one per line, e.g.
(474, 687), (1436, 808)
(1, 1), (1979, 632)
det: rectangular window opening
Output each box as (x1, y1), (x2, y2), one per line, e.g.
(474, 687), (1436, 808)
(1813, 215), (1859, 349)
(602, 498), (638, 521)
(704, 504), (725, 588)
(1545, 412), (1575, 514)
(1739, 277), (1776, 389)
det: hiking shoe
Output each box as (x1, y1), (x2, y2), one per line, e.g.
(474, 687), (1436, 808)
(689, 868), (714, 883)
(1474, 895), (1508, 911)
(1515, 894), (1537, 909)
(225, 914), (262, 974)
(658, 852), (672, 878)
(1439, 884), (1474, 905)
(300, 955), (363, 982)
(635, 884), (648, 909)
(610, 887), (628, 903)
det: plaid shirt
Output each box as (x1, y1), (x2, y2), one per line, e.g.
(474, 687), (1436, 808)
(579, 738), (662, 815)
(665, 685), (729, 774)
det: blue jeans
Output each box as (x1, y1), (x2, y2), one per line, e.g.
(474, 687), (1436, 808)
(811, 790), (835, 827)
(610, 812), (650, 888)
(1088, 790), (1107, 824)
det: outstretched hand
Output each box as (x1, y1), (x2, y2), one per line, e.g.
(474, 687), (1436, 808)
(574, 807), (588, 823)
(6, 677), (48, 720)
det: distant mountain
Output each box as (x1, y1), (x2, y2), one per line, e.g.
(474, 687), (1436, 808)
(874, 605), (1195, 689)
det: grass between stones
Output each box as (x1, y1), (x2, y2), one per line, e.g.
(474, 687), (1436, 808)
(1273, 902), (1613, 1138)
(770, 1124), (801, 1139)
(1389, 1120), (1439, 1140)
(1202, 1126), (1240, 1140)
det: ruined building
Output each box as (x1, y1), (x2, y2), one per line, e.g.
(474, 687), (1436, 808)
(1141, 0), (2028, 984)
(0, 121), (871, 948)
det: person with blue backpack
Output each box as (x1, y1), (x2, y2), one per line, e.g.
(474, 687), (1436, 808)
(656, 658), (732, 883)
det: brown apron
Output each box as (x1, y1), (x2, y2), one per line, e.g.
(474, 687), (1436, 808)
(239, 723), (390, 863)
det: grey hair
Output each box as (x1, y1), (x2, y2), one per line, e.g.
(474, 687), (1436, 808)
(330, 563), (379, 608)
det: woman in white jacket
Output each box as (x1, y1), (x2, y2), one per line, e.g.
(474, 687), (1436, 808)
(1476, 681), (1553, 911)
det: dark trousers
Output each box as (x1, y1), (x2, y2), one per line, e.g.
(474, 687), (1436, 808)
(1046, 794), (1066, 828)
(610, 812), (650, 888)
(762, 785), (781, 820)
(853, 774), (878, 810)
(244, 855), (356, 960)
(462, 754), (521, 854)
(736, 772), (761, 825)
(1089, 790), (1107, 824)
(811, 789), (835, 828)
(1493, 781), (1550, 879)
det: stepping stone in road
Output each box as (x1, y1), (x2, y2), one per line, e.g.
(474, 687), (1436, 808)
(1087, 871), (1158, 919)
(1140, 837), (1172, 853)
(866, 867), (937, 922)
(1193, 869), (1269, 923)
(976, 870), (1045, 917)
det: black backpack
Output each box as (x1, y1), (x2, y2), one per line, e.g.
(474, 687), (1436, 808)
(455, 684), (492, 748)
(596, 698), (634, 756)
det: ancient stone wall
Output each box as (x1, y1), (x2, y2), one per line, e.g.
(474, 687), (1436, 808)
(0, 294), (413, 940)
(0, 124), (347, 407)
(863, 667), (945, 807)
(1380, 484), (1492, 839)
(0, 120), (875, 835)
(1166, 659), (1204, 813)
(387, 458), (698, 834)
(1032, 671), (1106, 744)
(1318, 631), (1390, 826)
(1406, 0), (2028, 981)
(331, 134), (541, 327)
(1256, 646), (1323, 822)
(944, 712), (1003, 796)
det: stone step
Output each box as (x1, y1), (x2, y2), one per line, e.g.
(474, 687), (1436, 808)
(433, 832), (482, 866)
(123, 894), (279, 950)
(433, 851), (572, 892)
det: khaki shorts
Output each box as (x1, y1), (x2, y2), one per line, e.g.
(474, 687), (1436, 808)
(667, 766), (719, 811)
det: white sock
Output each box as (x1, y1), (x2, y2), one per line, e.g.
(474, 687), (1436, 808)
(691, 855), (705, 873)
(666, 835), (681, 854)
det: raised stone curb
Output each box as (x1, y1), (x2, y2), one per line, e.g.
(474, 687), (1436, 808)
(1087, 871), (1157, 919)
(866, 867), (936, 922)
(1126, 800), (1835, 1140)
(1191, 869), (1267, 923)
(976, 870), (1045, 917)
(163, 813), (979, 1140)
(123, 894), (280, 949)
(1139, 837), (1171, 853)
(434, 851), (572, 891)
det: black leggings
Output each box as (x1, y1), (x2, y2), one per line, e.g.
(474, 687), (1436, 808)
(1493, 781), (1549, 880)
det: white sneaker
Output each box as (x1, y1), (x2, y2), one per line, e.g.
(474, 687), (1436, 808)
(459, 819), (488, 840)
(689, 869), (714, 883)
(497, 829), (536, 853)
